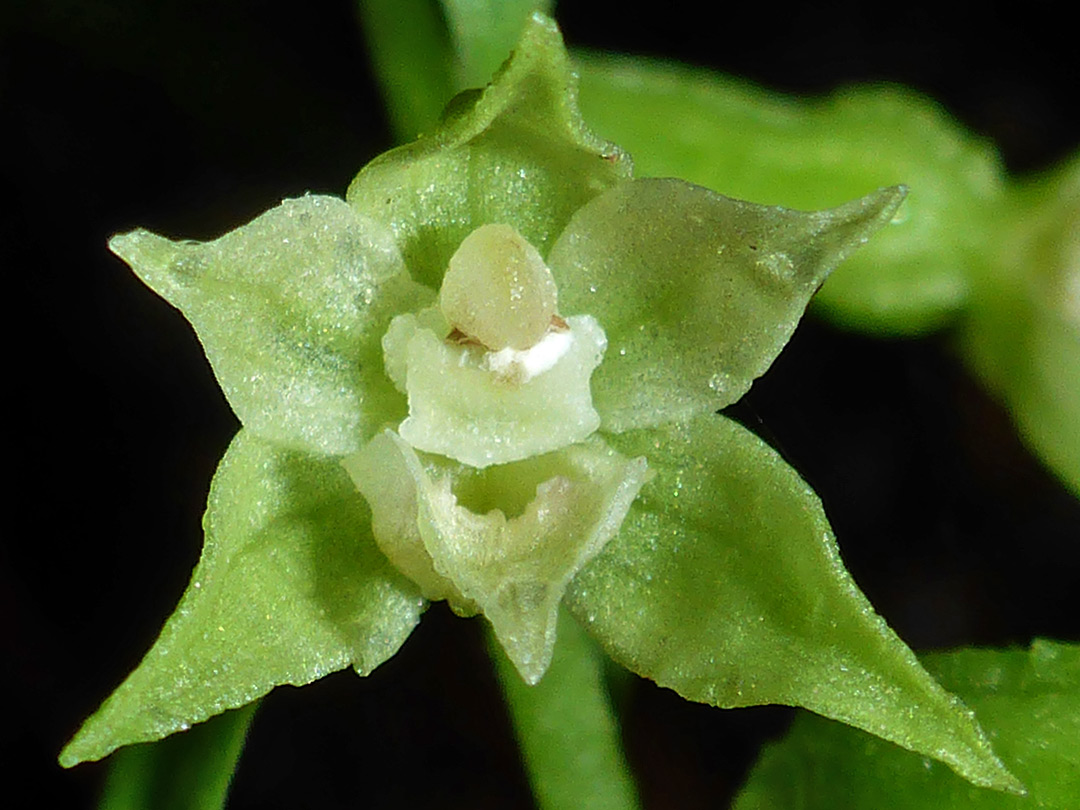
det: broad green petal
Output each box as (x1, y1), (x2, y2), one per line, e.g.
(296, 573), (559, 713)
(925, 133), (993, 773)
(734, 641), (1079, 809)
(489, 610), (642, 810)
(346, 13), (631, 291)
(97, 704), (256, 810)
(567, 414), (1020, 792)
(575, 53), (1006, 334)
(60, 430), (424, 767)
(111, 195), (433, 457)
(549, 178), (906, 431)
(960, 155), (1080, 496)
(344, 431), (650, 683)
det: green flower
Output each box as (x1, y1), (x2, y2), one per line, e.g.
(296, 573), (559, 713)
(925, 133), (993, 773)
(60, 14), (1019, 793)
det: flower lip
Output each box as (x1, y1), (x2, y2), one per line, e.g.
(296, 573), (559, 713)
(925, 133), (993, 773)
(382, 223), (608, 469)
(391, 312), (606, 468)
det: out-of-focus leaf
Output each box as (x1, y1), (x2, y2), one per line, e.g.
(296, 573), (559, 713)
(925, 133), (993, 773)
(111, 195), (433, 457)
(489, 610), (641, 810)
(574, 52), (1007, 334)
(97, 704), (256, 810)
(358, 0), (554, 142)
(357, 0), (456, 140)
(347, 13), (631, 291)
(960, 155), (1080, 496)
(568, 413), (1021, 792)
(60, 430), (424, 767)
(440, 0), (554, 89)
(733, 640), (1079, 809)
(549, 177), (905, 431)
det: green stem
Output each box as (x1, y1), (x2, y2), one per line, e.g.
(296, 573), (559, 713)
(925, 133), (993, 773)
(98, 703), (258, 810)
(488, 610), (642, 810)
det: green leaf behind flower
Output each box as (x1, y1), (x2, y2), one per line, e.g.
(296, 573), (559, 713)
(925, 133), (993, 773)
(347, 13), (631, 291)
(733, 640), (1079, 809)
(111, 195), (432, 457)
(960, 157), (1080, 496)
(567, 414), (1021, 792)
(357, 0), (456, 141)
(549, 178), (905, 431)
(440, 0), (555, 91)
(60, 430), (424, 767)
(574, 53), (1007, 334)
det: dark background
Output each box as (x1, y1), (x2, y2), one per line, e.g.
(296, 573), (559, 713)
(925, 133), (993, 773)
(5, 2), (1079, 808)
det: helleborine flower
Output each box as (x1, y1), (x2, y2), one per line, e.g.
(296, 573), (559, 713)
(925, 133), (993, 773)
(60, 13), (1020, 793)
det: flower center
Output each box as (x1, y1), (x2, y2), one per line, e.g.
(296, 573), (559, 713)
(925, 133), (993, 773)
(381, 224), (607, 468)
(440, 223), (559, 351)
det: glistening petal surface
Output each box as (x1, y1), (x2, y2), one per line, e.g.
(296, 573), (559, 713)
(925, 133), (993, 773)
(111, 195), (432, 457)
(574, 53), (1006, 333)
(548, 178), (906, 431)
(346, 13), (630, 291)
(60, 430), (424, 767)
(567, 414), (1020, 792)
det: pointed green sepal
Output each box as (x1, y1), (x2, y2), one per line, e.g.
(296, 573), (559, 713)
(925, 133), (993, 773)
(111, 195), (433, 457)
(575, 54), (1006, 333)
(59, 430), (424, 767)
(344, 431), (650, 683)
(549, 178), (907, 431)
(346, 12), (632, 291)
(568, 414), (1021, 792)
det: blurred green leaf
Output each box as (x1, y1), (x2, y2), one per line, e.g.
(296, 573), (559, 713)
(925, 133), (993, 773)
(569, 413), (1021, 792)
(61, 430), (423, 767)
(357, 0), (456, 140)
(490, 610), (641, 810)
(441, 1), (553, 89)
(110, 195), (432, 457)
(98, 704), (256, 810)
(960, 155), (1080, 496)
(733, 640), (1080, 809)
(574, 52), (1008, 334)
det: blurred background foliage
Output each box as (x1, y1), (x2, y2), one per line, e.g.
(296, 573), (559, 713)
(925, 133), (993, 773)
(5, 1), (1078, 807)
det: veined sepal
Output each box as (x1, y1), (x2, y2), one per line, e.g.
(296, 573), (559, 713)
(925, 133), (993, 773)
(548, 178), (908, 431)
(346, 12), (631, 291)
(109, 194), (433, 457)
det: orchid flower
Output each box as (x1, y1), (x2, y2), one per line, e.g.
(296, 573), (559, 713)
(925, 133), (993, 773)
(60, 14), (1019, 793)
